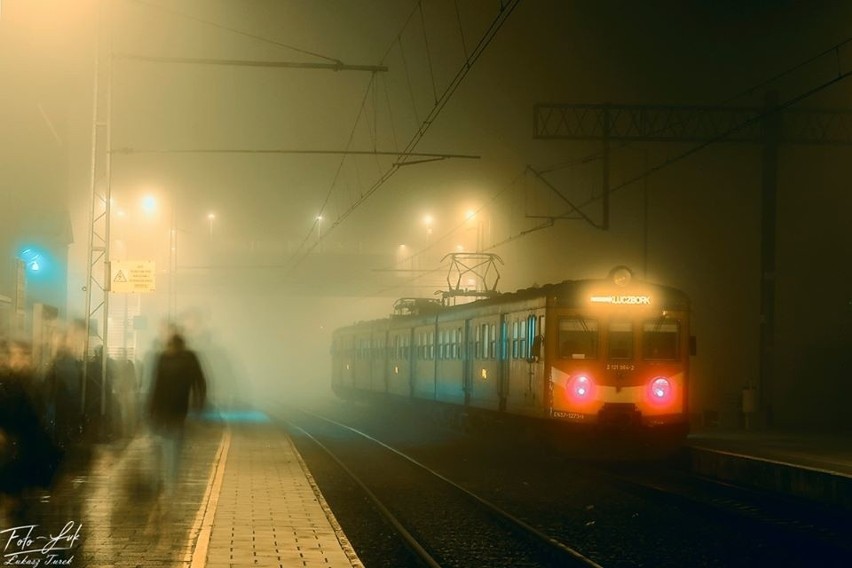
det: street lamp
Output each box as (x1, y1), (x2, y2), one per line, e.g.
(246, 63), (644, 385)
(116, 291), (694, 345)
(396, 244), (412, 274)
(423, 214), (434, 246)
(465, 209), (483, 252)
(207, 212), (216, 238)
(141, 194), (157, 214)
(138, 193), (178, 319)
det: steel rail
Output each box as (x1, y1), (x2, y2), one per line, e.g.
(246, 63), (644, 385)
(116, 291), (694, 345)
(294, 407), (604, 568)
(287, 422), (443, 568)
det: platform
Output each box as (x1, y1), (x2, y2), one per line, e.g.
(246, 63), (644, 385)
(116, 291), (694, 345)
(686, 428), (852, 511)
(0, 416), (362, 568)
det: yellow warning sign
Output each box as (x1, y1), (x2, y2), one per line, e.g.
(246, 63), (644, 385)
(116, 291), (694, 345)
(110, 260), (155, 293)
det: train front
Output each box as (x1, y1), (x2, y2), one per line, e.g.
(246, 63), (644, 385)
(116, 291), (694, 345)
(547, 267), (692, 437)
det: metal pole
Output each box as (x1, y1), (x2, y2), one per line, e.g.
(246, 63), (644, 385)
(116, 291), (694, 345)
(759, 91), (780, 427)
(101, 5), (114, 423)
(642, 149), (649, 279)
(169, 205), (177, 321)
(82, 0), (103, 415)
(602, 105), (610, 230)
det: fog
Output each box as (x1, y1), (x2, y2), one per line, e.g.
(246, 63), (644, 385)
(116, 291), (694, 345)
(2, 1), (852, 429)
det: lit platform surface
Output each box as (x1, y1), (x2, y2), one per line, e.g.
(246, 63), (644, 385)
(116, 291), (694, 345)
(0, 412), (362, 568)
(687, 429), (852, 511)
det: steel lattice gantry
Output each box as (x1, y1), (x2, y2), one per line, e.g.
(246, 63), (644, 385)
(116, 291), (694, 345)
(531, 98), (852, 427)
(533, 103), (852, 145)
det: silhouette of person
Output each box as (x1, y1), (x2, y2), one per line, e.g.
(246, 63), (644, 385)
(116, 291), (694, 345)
(1, 340), (64, 523)
(44, 343), (83, 448)
(112, 349), (138, 439)
(147, 332), (206, 496)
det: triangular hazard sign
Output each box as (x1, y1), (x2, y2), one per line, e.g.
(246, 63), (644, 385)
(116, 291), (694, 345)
(114, 270), (128, 282)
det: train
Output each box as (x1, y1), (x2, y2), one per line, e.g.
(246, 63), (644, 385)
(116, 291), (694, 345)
(331, 266), (694, 443)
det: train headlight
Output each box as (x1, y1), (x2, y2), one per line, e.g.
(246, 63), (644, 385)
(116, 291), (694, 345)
(568, 375), (594, 401)
(648, 377), (672, 403)
(609, 265), (634, 287)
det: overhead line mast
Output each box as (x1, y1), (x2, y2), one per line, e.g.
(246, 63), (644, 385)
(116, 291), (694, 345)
(531, 94), (852, 427)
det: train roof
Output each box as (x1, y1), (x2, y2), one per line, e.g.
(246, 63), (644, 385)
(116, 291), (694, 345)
(336, 267), (690, 331)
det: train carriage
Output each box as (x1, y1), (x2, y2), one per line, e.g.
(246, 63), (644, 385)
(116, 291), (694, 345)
(331, 267), (692, 439)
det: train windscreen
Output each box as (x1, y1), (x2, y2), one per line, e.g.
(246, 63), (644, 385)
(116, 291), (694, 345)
(642, 320), (680, 360)
(558, 317), (598, 359)
(607, 321), (634, 360)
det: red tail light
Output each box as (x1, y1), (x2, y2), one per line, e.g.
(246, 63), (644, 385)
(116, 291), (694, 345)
(648, 377), (672, 404)
(568, 375), (594, 401)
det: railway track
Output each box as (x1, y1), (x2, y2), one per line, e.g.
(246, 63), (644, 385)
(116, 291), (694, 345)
(596, 460), (852, 563)
(271, 398), (852, 567)
(280, 408), (602, 568)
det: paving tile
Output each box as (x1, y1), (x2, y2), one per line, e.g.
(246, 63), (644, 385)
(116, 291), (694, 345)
(1, 421), (361, 568)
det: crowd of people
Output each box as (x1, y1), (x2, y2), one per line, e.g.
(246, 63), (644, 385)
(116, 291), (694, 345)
(1, 337), (135, 513)
(1, 323), (208, 524)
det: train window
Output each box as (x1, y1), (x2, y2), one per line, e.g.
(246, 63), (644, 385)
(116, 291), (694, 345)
(523, 315), (537, 359)
(643, 320), (680, 360)
(480, 324), (488, 359)
(489, 323), (497, 359)
(511, 321), (519, 359)
(558, 317), (598, 359)
(608, 322), (634, 360)
(454, 328), (461, 359)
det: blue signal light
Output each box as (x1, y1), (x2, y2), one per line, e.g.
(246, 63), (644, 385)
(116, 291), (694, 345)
(19, 247), (47, 274)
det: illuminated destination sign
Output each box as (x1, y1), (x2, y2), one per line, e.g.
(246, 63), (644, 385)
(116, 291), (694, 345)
(590, 295), (651, 305)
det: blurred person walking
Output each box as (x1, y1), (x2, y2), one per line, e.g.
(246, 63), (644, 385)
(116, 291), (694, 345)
(44, 339), (84, 448)
(0, 340), (64, 524)
(147, 331), (207, 497)
(83, 346), (123, 441)
(113, 351), (138, 439)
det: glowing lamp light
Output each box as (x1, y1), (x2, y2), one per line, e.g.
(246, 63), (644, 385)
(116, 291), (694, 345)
(649, 377), (672, 403)
(19, 247), (47, 274)
(609, 265), (634, 287)
(568, 375), (594, 401)
(141, 195), (157, 213)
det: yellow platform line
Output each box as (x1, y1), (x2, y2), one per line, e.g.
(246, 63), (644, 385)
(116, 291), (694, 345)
(185, 428), (232, 568)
